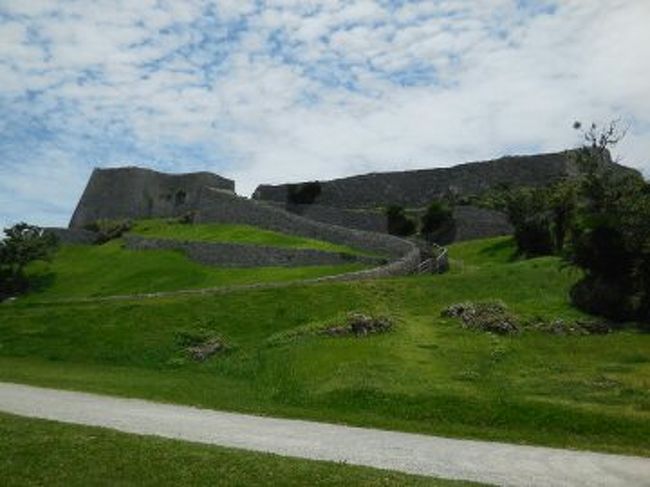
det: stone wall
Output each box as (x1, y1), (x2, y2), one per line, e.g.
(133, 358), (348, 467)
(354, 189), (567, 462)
(253, 150), (611, 209)
(123, 235), (384, 268)
(45, 227), (98, 245)
(69, 167), (234, 229)
(266, 201), (511, 242)
(452, 206), (513, 242)
(194, 187), (417, 259)
(267, 202), (388, 233)
(317, 245), (422, 282)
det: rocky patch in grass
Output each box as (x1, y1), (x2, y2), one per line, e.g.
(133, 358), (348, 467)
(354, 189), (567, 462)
(442, 301), (520, 335)
(320, 312), (393, 337)
(175, 329), (229, 362)
(531, 319), (612, 336)
(442, 301), (613, 336)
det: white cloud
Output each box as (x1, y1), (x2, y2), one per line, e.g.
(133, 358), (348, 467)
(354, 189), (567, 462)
(0, 0), (649, 228)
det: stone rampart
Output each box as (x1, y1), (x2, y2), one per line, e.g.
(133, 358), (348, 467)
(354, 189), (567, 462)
(45, 227), (98, 245)
(69, 167), (234, 229)
(123, 235), (384, 268)
(452, 206), (513, 242)
(194, 187), (417, 260)
(253, 150), (595, 209)
(266, 201), (511, 242)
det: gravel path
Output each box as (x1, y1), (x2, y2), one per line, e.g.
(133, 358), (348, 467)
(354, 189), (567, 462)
(1, 382), (648, 486)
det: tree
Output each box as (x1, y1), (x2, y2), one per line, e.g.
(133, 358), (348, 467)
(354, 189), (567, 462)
(504, 187), (555, 257)
(420, 200), (454, 243)
(565, 121), (650, 323)
(287, 182), (322, 205)
(385, 205), (416, 236)
(0, 223), (58, 298)
(549, 181), (578, 253)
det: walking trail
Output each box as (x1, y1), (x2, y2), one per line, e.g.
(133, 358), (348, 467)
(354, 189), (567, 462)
(1, 382), (648, 486)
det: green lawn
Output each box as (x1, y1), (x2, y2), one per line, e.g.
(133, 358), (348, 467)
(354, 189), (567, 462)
(2, 237), (649, 456)
(0, 413), (472, 486)
(22, 240), (367, 300)
(131, 220), (367, 255)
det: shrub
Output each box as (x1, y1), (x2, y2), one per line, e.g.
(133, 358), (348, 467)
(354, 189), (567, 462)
(287, 182), (322, 205)
(420, 200), (454, 242)
(385, 205), (416, 236)
(0, 223), (58, 299)
(564, 121), (650, 323)
(177, 211), (197, 224)
(513, 215), (554, 257)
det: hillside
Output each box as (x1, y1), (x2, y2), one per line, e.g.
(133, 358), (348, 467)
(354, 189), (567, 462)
(23, 221), (373, 300)
(2, 236), (649, 457)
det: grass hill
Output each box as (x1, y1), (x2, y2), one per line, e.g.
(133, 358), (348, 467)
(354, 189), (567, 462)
(130, 220), (368, 255)
(2, 236), (649, 458)
(23, 221), (374, 300)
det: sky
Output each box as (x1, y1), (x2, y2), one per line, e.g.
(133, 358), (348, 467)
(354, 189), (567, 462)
(1, 0), (649, 229)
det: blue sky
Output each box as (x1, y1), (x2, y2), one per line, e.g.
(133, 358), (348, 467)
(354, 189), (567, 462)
(1, 0), (649, 228)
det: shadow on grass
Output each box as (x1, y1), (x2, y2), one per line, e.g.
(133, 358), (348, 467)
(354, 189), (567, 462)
(27, 272), (56, 294)
(478, 238), (518, 262)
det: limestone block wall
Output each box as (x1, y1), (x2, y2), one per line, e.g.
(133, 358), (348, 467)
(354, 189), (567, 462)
(45, 227), (98, 245)
(253, 150), (589, 209)
(452, 206), (513, 242)
(69, 167), (234, 229)
(281, 203), (388, 233)
(123, 235), (384, 268)
(266, 201), (512, 243)
(194, 187), (417, 260)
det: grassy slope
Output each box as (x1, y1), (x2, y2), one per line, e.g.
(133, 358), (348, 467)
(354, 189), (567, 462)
(23, 240), (367, 300)
(131, 220), (367, 255)
(0, 414), (473, 486)
(2, 237), (649, 455)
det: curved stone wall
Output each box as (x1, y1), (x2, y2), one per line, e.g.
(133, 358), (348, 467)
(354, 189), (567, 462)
(194, 187), (417, 260)
(280, 203), (388, 233)
(123, 235), (384, 268)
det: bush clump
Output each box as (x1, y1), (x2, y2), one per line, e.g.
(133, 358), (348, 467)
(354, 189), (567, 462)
(385, 205), (416, 236)
(177, 211), (197, 224)
(0, 223), (58, 300)
(287, 182), (322, 205)
(420, 200), (455, 243)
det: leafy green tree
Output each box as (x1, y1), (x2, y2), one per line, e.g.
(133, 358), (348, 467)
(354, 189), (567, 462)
(549, 181), (578, 253)
(385, 205), (416, 236)
(504, 187), (554, 257)
(0, 223), (58, 298)
(565, 121), (650, 323)
(420, 200), (454, 243)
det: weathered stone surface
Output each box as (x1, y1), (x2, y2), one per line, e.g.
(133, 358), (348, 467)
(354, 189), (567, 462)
(266, 203), (511, 242)
(45, 227), (98, 245)
(252, 150), (627, 209)
(281, 203), (388, 233)
(123, 235), (384, 268)
(69, 167), (234, 229)
(194, 187), (416, 259)
(452, 206), (513, 242)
